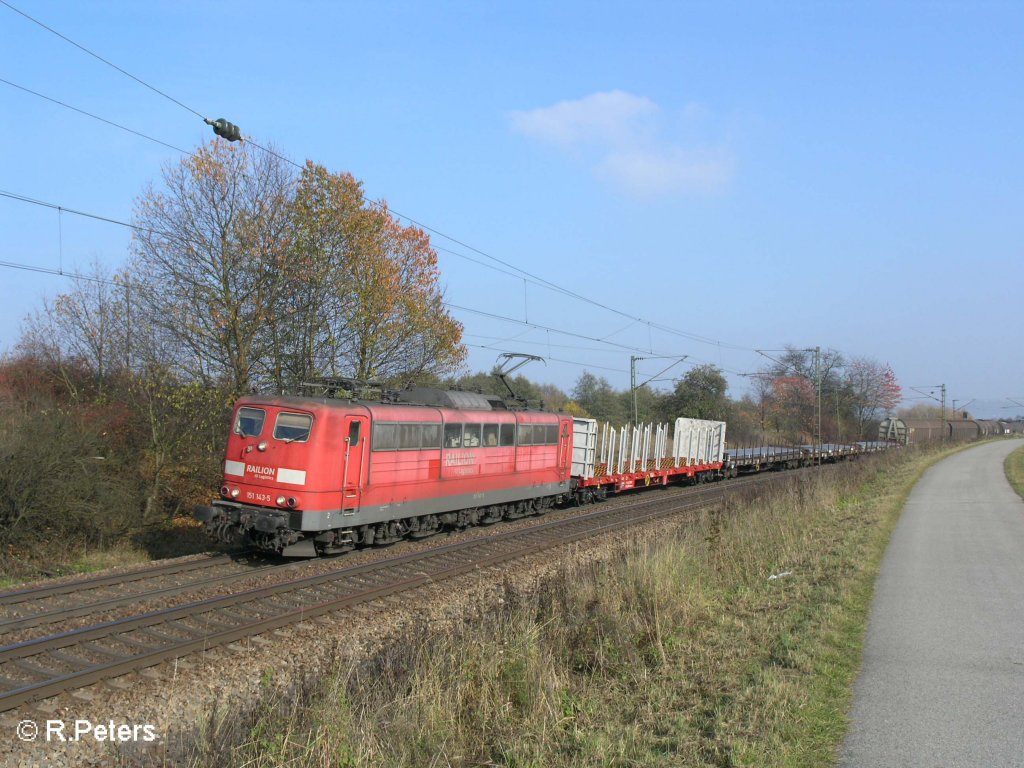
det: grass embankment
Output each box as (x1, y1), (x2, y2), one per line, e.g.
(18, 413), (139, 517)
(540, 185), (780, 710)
(1004, 444), (1024, 500)
(0, 518), (212, 588)
(182, 446), (951, 768)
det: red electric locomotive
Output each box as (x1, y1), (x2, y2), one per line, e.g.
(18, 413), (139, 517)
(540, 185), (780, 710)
(195, 388), (573, 556)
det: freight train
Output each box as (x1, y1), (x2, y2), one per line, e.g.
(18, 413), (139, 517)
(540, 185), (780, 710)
(877, 417), (1016, 445)
(195, 385), (876, 557)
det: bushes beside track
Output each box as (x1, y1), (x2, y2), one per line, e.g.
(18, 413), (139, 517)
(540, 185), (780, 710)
(0, 356), (226, 578)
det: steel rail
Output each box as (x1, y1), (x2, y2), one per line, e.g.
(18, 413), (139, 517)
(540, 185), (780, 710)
(0, 559), (296, 633)
(0, 475), (793, 712)
(0, 551), (258, 606)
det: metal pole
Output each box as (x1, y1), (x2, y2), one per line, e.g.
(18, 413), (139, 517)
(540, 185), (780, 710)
(815, 346), (822, 464)
(631, 356), (639, 425)
(941, 383), (946, 444)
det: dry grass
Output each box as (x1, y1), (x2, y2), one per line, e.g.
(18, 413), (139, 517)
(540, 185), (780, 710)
(1004, 443), (1024, 500)
(176, 446), (952, 768)
(0, 517), (213, 586)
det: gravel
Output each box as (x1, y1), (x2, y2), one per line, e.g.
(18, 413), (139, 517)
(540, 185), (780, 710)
(0, 488), (711, 767)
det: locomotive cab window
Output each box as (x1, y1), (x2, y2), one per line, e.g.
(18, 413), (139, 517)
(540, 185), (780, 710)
(234, 407), (266, 438)
(274, 412), (312, 443)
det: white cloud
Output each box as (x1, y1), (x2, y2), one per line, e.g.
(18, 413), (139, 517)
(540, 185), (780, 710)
(509, 90), (735, 198)
(508, 90), (658, 147)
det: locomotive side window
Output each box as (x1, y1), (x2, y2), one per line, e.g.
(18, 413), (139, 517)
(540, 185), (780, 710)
(546, 425), (559, 445)
(482, 424), (499, 446)
(234, 407), (266, 438)
(373, 422), (443, 451)
(518, 424), (533, 446)
(398, 424), (422, 450)
(444, 423), (463, 448)
(421, 424), (441, 449)
(499, 423), (515, 447)
(348, 421), (361, 445)
(373, 423), (397, 451)
(463, 424), (482, 447)
(274, 412), (312, 442)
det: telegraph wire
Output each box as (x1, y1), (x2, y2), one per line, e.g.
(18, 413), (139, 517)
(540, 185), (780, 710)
(0, 5), (851, 392)
(0, 188), (695, 365)
(463, 344), (629, 375)
(0, 0), (204, 120)
(1, 0), (752, 356)
(0, 187), (697, 361)
(0, 76), (195, 157)
(0, 259), (118, 286)
(445, 302), (666, 357)
(0, 189), (160, 238)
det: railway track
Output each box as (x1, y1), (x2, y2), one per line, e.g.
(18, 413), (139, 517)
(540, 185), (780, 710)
(0, 551), (294, 635)
(0, 470), (801, 713)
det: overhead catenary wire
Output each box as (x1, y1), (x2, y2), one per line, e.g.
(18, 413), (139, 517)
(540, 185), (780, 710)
(0, 0), (753, 357)
(464, 332), (750, 378)
(0, 76), (195, 157)
(0, 259), (116, 285)
(0, 0), (204, 120)
(0, 186), (761, 383)
(0, 189), (692, 365)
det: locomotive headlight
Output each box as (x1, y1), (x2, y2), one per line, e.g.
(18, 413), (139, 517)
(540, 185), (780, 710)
(286, 496), (299, 508)
(230, 487), (240, 498)
(258, 441), (268, 452)
(276, 495), (287, 506)
(220, 485), (230, 498)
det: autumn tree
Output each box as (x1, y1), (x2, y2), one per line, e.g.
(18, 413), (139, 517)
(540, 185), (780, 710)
(127, 148), (464, 393)
(19, 271), (121, 399)
(15, 265), (230, 529)
(334, 201), (464, 385)
(130, 140), (295, 393)
(760, 347), (844, 442)
(845, 357), (902, 439)
(266, 163), (374, 390)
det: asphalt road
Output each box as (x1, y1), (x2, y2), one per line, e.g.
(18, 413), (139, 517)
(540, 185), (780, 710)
(840, 439), (1024, 768)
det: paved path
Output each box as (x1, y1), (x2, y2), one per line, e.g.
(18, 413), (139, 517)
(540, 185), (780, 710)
(840, 440), (1024, 767)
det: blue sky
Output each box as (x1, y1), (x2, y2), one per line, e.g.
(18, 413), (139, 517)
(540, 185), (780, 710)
(1, 1), (1021, 416)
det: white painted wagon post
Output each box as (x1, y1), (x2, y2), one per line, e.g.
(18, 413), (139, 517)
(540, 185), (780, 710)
(641, 424), (647, 471)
